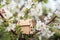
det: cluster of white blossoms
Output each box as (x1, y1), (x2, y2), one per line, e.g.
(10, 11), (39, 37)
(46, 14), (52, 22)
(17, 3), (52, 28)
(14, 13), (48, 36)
(0, 0), (60, 40)
(36, 21), (55, 39)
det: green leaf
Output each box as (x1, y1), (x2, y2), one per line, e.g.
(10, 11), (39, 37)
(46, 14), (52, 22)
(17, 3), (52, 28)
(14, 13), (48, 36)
(42, 6), (48, 15)
(2, 22), (9, 27)
(42, 36), (48, 40)
(49, 34), (59, 40)
(32, 0), (42, 2)
(13, 12), (18, 17)
(23, 8), (30, 14)
(25, 35), (30, 40)
(23, 8), (30, 19)
(0, 4), (5, 8)
(32, 4), (36, 8)
(20, 16), (23, 19)
(9, 17), (13, 20)
(43, 0), (48, 3)
(0, 0), (2, 3)
(49, 23), (54, 27)
(50, 27), (60, 37)
(32, 0), (38, 2)
(6, 0), (10, 4)
(34, 35), (39, 40)
(15, 25), (22, 34)
(27, 15), (31, 19)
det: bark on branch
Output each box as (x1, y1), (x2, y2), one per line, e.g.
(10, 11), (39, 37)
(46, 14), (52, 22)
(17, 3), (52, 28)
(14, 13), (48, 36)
(46, 16), (57, 25)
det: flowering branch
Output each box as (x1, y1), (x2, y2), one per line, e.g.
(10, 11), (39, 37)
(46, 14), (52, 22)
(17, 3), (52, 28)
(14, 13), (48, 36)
(33, 16), (57, 35)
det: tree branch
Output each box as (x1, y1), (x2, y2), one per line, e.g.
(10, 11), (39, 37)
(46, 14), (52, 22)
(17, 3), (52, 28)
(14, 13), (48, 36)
(46, 16), (57, 25)
(0, 12), (4, 18)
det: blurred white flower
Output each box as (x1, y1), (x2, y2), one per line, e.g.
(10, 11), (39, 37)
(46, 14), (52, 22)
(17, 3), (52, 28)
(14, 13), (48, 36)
(44, 17), (49, 23)
(55, 9), (60, 17)
(25, 0), (33, 9)
(46, 0), (57, 12)
(38, 35), (42, 40)
(54, 23), (60, 29)
(6, 23), (16, 31)
(2, 8), (13, 19)
(47, 12), (53, 19)
(36, 20), (54, 39)
(18, 11), (24, 17)
(18, 0), (25, 8)
(1, 0), (6, 5)
(7, 0), (17, 10)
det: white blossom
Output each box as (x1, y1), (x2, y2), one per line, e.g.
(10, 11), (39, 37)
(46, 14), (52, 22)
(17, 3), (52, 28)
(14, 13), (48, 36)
(47, 12), (53, 19)
(6, 23), (16, 31)
(55, 8), (60, 17)
(36, 21), (54, 39)
(2, 8), (13, 19)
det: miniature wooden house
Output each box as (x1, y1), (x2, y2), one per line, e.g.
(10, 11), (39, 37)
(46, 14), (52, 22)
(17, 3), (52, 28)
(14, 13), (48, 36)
(18, 19), (35, 34)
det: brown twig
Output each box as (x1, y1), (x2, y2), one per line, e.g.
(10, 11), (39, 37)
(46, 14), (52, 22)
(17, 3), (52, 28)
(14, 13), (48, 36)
(46, 7), (58, 25)
(11, 30), (18, 35)
(46, 16), (57, 25)
(20, 4), (25, 10)
(0, 12), (4, 18)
